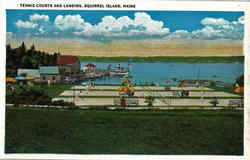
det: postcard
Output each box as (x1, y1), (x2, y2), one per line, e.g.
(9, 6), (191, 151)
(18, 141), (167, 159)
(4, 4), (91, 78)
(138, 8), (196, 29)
(0, 0), (249, 160)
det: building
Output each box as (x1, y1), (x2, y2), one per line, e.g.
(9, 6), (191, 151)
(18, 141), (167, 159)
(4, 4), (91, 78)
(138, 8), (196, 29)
(83, 63), (96, 73)
(56, 56), (81, 74)
(17, 69), (40, 81)
(39, 66), (61, 83)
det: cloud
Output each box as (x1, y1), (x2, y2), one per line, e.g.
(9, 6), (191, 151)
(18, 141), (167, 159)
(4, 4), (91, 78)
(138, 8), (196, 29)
(132, 12), (170, 35)
(166, 30), (191, 40)
(164, 16), (244, 40)
(7, 32), (13, 36)
(15, 20), (38, 29)
(191, 26), (223, 39)
(54, 14), (86, 31)
(191, 16), (244, 40)
(6, 32), (13, 39)
(201, 18), (230, 28)
(39, 27), (45, 34)
(13, 12), (243, 41)
(73, 12), (170, 37)
(29, 14), (49, 22)
(74, 14), (243, 40)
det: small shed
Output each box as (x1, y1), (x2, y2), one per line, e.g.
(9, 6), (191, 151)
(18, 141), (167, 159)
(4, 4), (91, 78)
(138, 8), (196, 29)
(17, 69), (40, 81)
(39, 66), (61, 83)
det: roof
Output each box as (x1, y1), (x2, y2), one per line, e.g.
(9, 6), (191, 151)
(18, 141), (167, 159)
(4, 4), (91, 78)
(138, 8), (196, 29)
(39, 66), (59, 75)
(57, 56), (79, 65)
(17, 69), (40, 78)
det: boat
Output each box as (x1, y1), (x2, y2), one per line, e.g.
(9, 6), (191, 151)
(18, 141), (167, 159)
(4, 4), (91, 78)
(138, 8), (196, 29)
(109, 67), (129, 77)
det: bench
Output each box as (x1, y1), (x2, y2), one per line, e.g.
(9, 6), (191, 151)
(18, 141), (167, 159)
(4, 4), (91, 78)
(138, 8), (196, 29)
(113, 98), (139, 106)
(228, 99), (243, 107)
(165, 86), (171, 90)
(127, 99), (139, 105)
(113, 99), (121, 105)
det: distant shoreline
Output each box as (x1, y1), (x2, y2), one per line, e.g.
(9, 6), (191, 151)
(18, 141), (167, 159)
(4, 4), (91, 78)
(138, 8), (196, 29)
(77, 56), (244, 63)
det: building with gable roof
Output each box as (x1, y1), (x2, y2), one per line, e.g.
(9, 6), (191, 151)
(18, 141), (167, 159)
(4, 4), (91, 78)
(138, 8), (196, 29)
(57, 56), (81, 74)
(39, 66), (61, 83)
(17, 69), (40, 81)
(84, 63), (96, 73)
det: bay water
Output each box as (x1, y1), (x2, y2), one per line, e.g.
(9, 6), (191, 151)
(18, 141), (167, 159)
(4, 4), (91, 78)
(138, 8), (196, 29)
(81, 62), (243, 86)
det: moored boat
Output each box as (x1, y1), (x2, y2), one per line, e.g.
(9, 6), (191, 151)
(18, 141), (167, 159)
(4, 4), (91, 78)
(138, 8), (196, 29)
(109, 67), (129, 77)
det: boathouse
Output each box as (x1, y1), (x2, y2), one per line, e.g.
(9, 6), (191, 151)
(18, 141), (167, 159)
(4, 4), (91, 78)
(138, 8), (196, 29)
(56, 56), (81, 74)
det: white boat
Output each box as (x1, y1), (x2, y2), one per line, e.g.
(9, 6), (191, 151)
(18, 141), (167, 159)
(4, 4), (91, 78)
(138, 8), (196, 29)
(109, 67), (129, 77)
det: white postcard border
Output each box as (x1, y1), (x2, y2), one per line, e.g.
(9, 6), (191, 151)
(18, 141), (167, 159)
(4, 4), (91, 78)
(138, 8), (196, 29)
(0, 0), (249, 160)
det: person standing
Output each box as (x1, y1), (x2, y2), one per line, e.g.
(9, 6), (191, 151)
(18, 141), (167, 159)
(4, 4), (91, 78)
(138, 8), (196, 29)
(120, 96), (126, 109)
(200, 85), (205, 100)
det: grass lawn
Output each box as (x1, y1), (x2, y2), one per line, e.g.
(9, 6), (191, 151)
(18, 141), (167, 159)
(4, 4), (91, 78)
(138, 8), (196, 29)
(5, 107), (243, 155)
(40, 84), (73, 97)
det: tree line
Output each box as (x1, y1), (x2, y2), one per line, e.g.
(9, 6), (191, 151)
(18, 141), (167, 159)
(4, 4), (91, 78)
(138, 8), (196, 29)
(6, 42), (60, 77)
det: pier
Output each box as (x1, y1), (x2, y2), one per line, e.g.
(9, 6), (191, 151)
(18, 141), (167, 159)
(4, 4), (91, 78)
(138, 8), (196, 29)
(67, 65), (129, 83)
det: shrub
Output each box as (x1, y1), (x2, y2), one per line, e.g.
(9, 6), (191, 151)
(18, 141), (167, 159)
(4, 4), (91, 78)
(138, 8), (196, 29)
(209, 81), (216, 87)
(209, 98), (219, 107)
(51, 100), (75, 106)
(144, 96), (155, 107)
(235, 75), (244, 87)
(6, 88), (51, 105)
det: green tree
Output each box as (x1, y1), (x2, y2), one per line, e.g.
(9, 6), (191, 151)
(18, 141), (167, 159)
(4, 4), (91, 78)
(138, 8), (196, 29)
(6, 42), (59, 76)
(19, 42), (26, 58)
(235, 75), (244, 87)
(20, 73), (27, 77)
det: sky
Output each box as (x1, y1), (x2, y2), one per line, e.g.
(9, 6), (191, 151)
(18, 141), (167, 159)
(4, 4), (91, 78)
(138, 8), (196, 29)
(6, 10), (244, 56)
